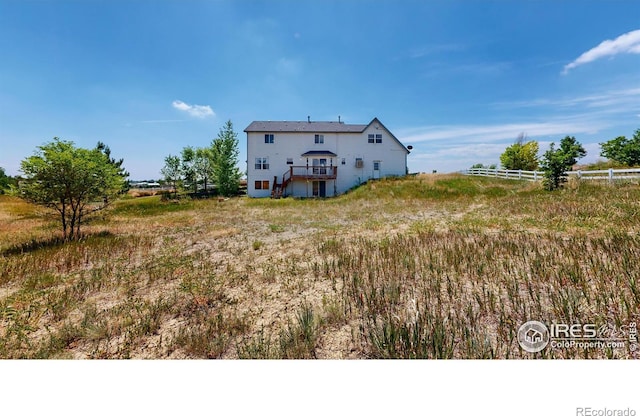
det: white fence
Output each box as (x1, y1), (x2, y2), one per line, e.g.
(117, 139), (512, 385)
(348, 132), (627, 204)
(464, 167), (640, 182)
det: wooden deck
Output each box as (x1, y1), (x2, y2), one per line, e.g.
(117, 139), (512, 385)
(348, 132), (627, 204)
(288, 165), (338, 181)
(272, 166), (338, 198)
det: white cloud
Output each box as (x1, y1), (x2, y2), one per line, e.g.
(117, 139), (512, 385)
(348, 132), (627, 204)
(398, 120), (603, 145)
(412, 142), (507, 160)
(172, 100), (215, 118)
(494, 87), (640, 111)
(563, 29), (640, 74)
(401, 83), (639, 173)
(399, 118), (608, 172)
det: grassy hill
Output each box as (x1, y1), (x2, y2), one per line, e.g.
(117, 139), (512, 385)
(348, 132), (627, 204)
(1, 174), (639, 358)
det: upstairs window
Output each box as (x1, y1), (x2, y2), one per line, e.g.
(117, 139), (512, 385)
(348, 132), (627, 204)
(315, 134), (324, 144)
(265, 134), (274, 144)
(368, 134), (374, 143)
(375, 134), (382, 143)
(368, 133), (382, 143)
(255, 157), (269, 170)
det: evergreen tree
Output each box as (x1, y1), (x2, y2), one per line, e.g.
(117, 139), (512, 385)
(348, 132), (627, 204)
(211, 120), (242, 197)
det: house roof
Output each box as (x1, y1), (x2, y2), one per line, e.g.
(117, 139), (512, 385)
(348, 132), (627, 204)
(244, 117), (410, 154)
(364, 117), (411, 154)
(244, 121), (366, 133)
(301, 150), (338, 157)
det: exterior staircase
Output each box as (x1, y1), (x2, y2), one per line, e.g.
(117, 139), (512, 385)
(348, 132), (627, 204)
(270, 166), (337, 198)
(271, 172), (291, 198)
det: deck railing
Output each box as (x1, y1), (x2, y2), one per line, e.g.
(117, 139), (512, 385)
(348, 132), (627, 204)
(287, 165), (338, 180)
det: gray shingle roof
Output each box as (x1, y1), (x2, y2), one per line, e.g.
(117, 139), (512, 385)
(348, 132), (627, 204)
(244, 117), (410, 154)
(244, 121), (367, 133)
(301, 150), (338, 157)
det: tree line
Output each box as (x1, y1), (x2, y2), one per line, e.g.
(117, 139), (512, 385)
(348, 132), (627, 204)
(471, 128), (640, 190)
(161, 120), (242, 197)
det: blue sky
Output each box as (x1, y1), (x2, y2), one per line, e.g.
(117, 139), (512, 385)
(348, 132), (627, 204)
(1, 0), (639, 179)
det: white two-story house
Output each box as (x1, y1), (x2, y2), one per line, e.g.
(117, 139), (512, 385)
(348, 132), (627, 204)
(245, 117), (410, 198)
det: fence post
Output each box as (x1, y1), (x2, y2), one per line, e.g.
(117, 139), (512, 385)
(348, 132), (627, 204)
(609, 168), (613, 183)
(534, 171), (538, 181)
(577, 170), (582, 179)
(518, 170), (522, 179)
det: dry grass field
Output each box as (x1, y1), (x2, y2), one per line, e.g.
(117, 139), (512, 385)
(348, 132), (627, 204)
(1, 174), (639, 359)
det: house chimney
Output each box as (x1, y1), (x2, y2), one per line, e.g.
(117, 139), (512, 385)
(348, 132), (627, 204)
(338, 115), (341, 123)
(307, 115), (310, 123)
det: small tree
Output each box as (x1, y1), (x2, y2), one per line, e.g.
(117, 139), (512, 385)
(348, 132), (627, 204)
(559, 136), (587, 167)
(499, 133), (539, 171)
(540, 143), (566, 191)
(19, 138), (128, 240)
(180, 146), (197, 192)
(160, 155), (182, 195)
(211, 120), (242, 197)
(599, 129), (640, 166)
(194, 147), (214, 192)
(540, 136), (586, 191)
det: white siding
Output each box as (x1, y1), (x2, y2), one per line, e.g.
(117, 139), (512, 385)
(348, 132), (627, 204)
(246, 119), (408, 198)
